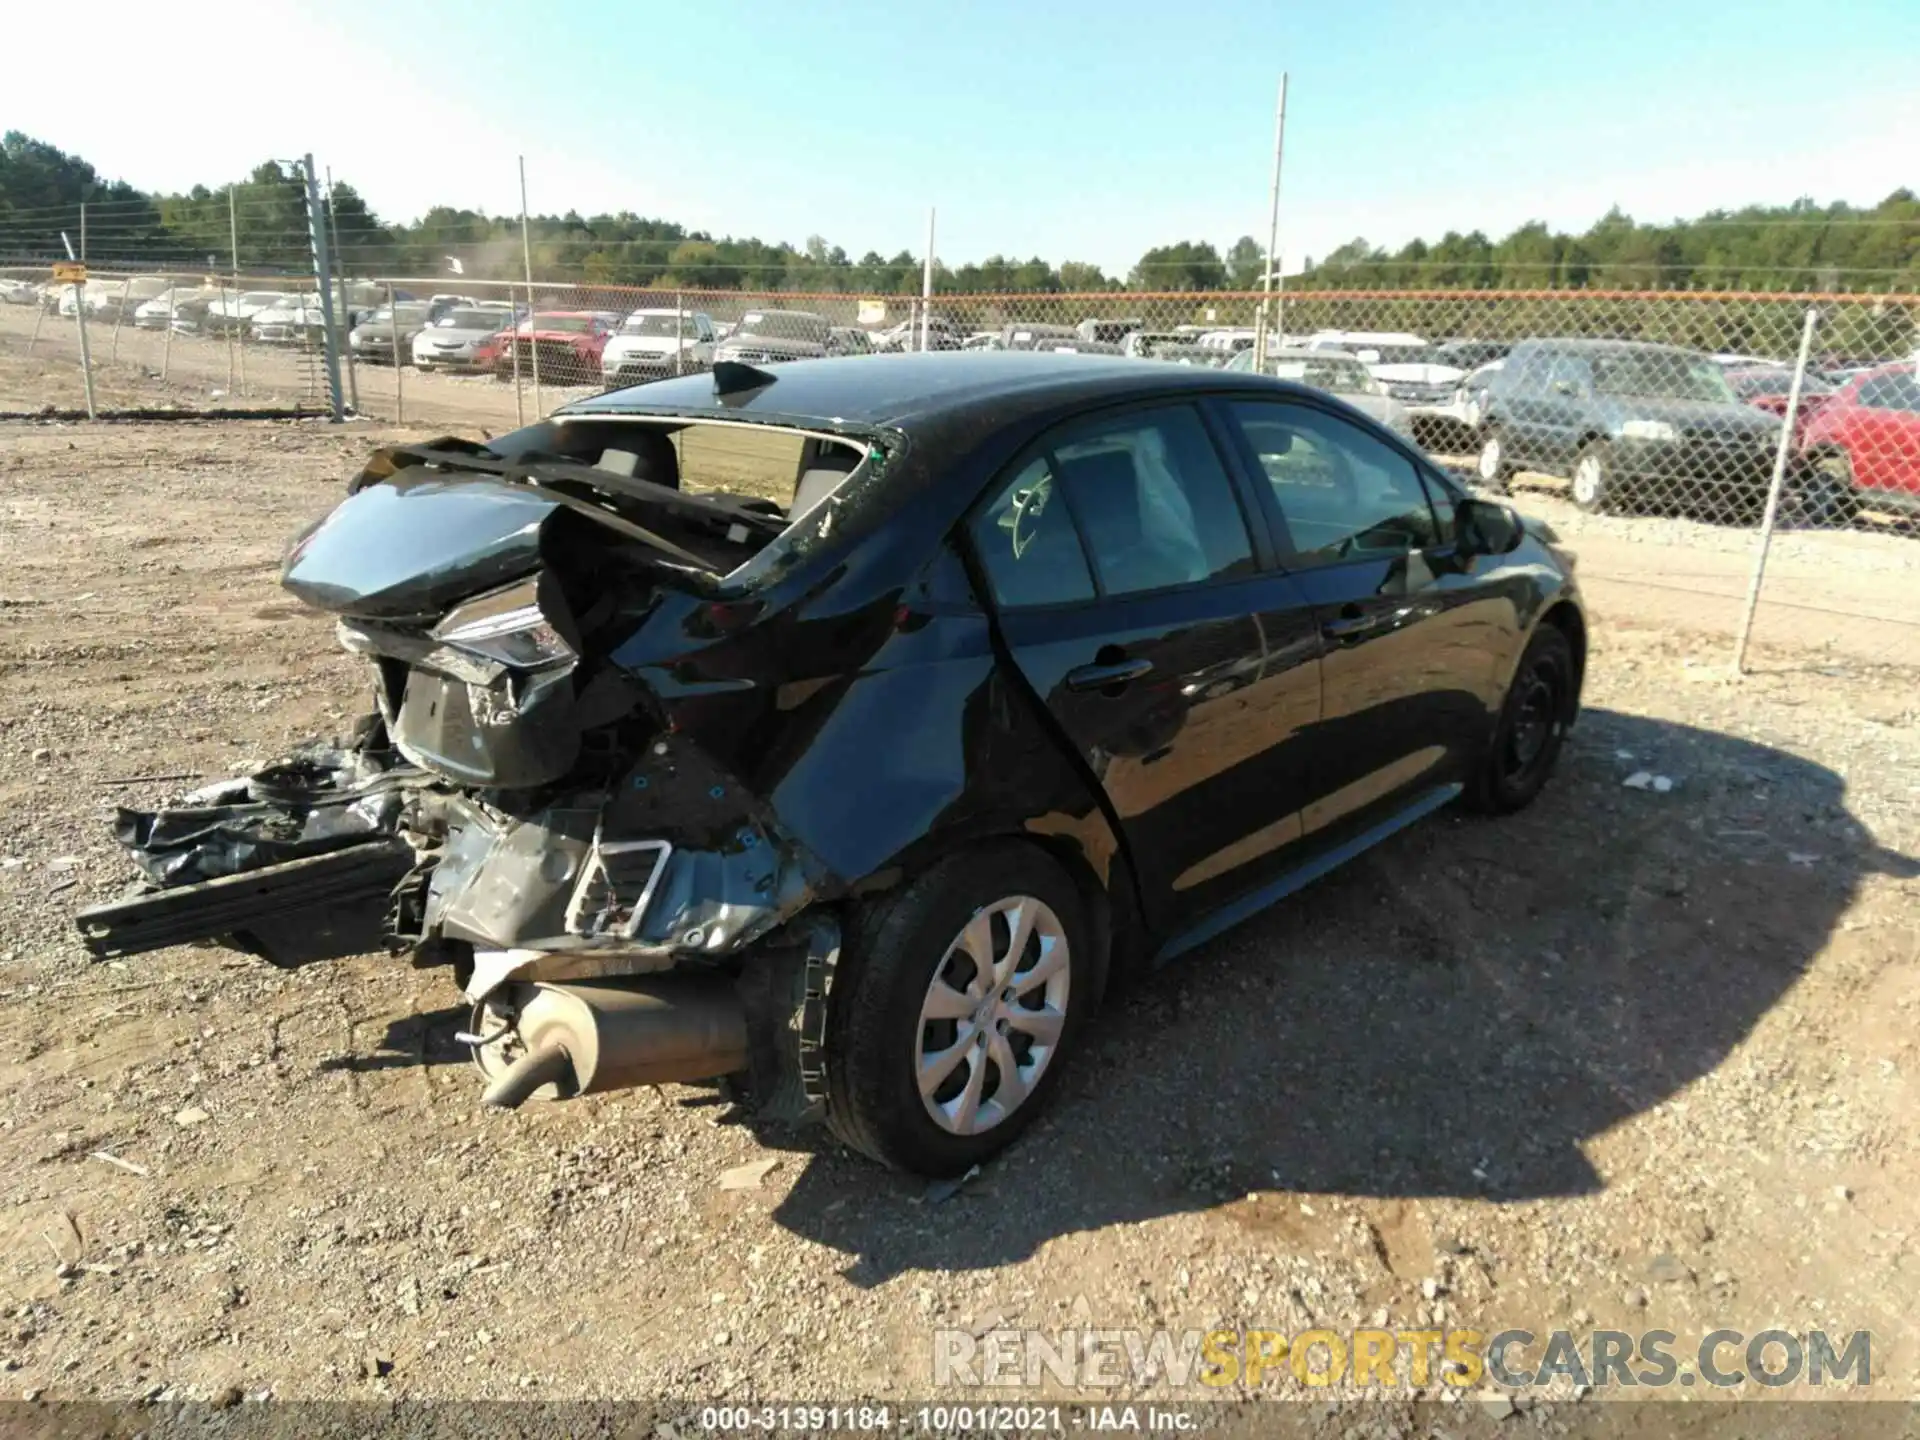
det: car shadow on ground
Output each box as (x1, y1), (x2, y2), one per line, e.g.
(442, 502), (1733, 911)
(760, 707), (1918, 1284)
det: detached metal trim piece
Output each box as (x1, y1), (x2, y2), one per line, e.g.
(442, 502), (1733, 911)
(564, 837), (673, 941)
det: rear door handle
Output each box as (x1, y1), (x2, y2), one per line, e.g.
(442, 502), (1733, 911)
(1065, 657), (1154, 692)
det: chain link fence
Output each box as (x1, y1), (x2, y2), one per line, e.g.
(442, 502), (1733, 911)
(2, 255), (1914, 667)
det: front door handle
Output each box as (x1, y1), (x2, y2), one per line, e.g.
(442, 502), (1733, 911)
(1322, 609), (1380, 641)
(1065, 656), (1154, 693)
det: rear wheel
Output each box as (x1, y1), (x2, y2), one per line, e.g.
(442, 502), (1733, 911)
(1475, 427), (1514, 492)
(1464, 625), (1575, 815)
(1797, 449), (1861, 526)
(1569, 439), (1620, 513)
(826, 846), (1090, 1175)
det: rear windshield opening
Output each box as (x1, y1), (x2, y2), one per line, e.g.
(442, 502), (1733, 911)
(496, 416), (878, 576)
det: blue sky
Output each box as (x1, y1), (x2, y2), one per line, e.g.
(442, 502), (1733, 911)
(11, 0), (1917, 274)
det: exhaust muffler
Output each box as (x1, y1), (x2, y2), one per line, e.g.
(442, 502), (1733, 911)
(474, 977), (749, 1108)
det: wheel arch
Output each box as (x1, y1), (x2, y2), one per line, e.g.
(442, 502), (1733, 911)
(1536, 599), (1588, 721)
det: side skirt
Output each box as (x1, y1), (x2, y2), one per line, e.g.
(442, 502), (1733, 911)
(1151, 783), (1462, 966)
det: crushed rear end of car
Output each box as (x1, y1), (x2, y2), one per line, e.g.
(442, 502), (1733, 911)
(77, 415), (890, 1123)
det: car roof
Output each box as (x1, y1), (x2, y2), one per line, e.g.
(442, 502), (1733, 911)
(1513, 337), (1706, 357)
(568, 350), (1317, 432)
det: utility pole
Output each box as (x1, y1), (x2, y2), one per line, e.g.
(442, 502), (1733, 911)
(1253, 73), (1289, 370)
(300, 154), (346, 420)
(519, 155), (541, 414)
(920, 207), (936, 353)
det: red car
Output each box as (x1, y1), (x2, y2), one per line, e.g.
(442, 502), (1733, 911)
(1799, 363), (1920, 520)
(480, 311), (623, 385)
(1726, 366), (1833, 447)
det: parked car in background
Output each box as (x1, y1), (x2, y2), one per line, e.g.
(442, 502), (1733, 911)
(1431, 339), (1510, 373)
(714, 309), (832, 365)
(252, 296), (334, 346)
(0, 278), (37, 305)
(1076, 317), (1143, 348)
(411, 307), (519, 373)
(91, 276), (175, 322)
(1196, 328), (1257, 358)
(601, 308), (717, 384)
(1422, 360), (1506, 452)
(78, 351), (1583, 1177)
(1475, 339), (1786, 516)
(1226, 345), (1414, 437)
(134, 286), (210, 330)
(1799, 363), (1920, 519)
(874, 315), (964, 352)
(1725, 366), (1836, 444)
(205, 291), (298, 337)
(495, 311), (624, 383)
(827, 326), (873, 356)
(167, 291), (225, 336)
(1001, 323), (1079, 351)
(350, 302), (435, 365)
(961, 331), (1004, 351)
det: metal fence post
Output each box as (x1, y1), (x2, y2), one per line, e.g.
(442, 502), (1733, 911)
(325, 165), (360, 414)
(73, 275), (98, 420)
(161, 281), (174, 380)
(27, 292), (46, 356)
(222, 278), (236, 395)
(1254, 72), (1288, 371)
(674, 292), (685, 376)
(511, 283), (525, 427)
(519, 156), (542, 414)
(1732, 307), (1820, 675)
(388, 282), (404, 423)
(109, 279), (128, 363)
(300, 153), (346, 420)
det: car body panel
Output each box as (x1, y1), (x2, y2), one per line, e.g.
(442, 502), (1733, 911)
(1801, 364), (1920, 506)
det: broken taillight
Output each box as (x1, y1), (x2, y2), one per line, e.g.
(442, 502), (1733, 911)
(432, 580), (574, 669)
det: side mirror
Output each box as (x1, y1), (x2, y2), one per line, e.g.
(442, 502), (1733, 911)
(1456, 497), (1524, 557)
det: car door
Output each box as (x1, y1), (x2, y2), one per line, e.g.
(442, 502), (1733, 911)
(1851, 372), (1920, 498)
(1221, 397), (1513, 851)
(966, 401), (1324, 937)
(1532, 352), (1593, 471)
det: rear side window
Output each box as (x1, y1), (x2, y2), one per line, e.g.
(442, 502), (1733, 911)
(1048, 406), (1255, 597)
(969, 456), (1097, 607)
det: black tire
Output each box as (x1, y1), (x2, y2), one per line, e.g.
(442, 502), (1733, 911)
(1796, 450), (1861, 527)
(825, 844), (1092, 1175)
(1474, 425), (1514, 493)
(1569, 438), (1620, 514)
(1464, 624), (1576, 815)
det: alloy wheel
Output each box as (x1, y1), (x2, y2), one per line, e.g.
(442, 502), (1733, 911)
(1572, 455), (1604, 507)
(1477, 434), (1503, 482)
(914, 896), (1071, 1136)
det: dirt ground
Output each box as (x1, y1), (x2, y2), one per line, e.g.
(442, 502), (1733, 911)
(1, 332), (1918, 1420)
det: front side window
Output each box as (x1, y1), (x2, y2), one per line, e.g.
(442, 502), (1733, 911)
(1230, 401), (1442, 565)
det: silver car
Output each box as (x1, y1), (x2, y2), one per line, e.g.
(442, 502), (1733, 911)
(1225, 346), (1414, 438)
(412, 306), (517, 372)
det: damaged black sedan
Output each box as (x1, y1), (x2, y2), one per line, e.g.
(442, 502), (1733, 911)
(78, 352), (1586, 1176)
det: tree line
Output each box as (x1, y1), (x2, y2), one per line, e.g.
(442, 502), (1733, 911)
(2, 131), (1914, 295)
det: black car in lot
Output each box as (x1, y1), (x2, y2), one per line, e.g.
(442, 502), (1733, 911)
(1473, 339), (1787, 516)
(79, 353), (1587, 1176)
